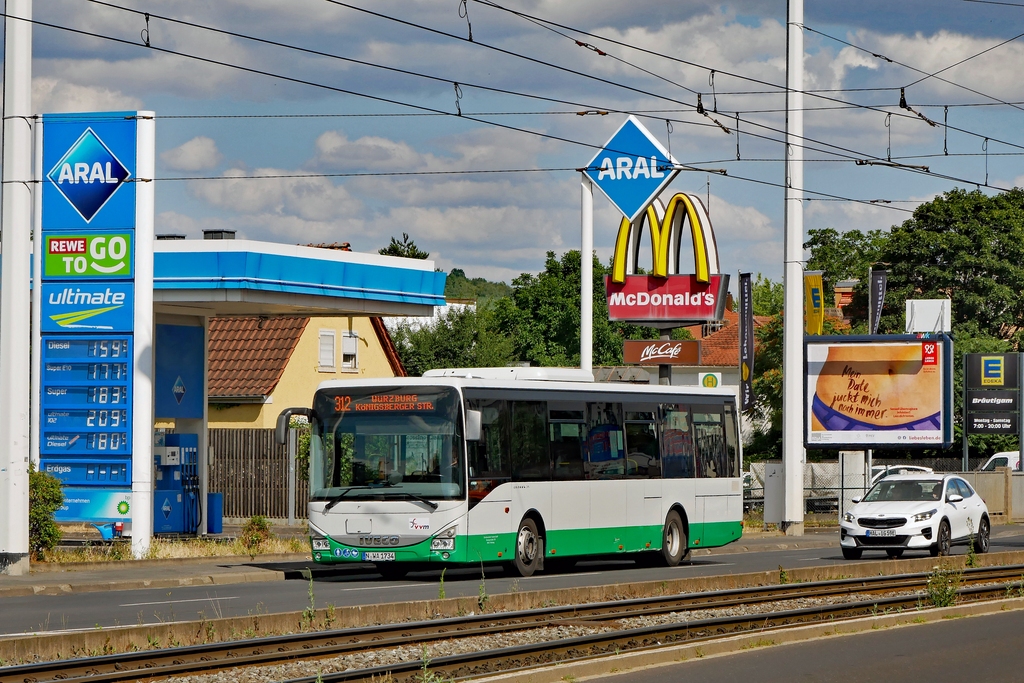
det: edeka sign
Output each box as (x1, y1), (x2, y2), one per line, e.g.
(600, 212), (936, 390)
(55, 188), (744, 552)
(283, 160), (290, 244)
(44, 233), (133, 278)
(42, 113), (137, 230)
(606, 274), (729, 323)
(41, 282), (135, 333)
(584, 115), (679, 222)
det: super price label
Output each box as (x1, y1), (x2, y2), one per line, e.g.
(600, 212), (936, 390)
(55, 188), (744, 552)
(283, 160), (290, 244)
(44, 233), (133, 278)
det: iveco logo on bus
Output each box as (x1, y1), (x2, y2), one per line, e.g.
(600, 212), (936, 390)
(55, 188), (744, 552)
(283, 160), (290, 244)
(605, 192), (729, 325)
(358, 535), (400, 546)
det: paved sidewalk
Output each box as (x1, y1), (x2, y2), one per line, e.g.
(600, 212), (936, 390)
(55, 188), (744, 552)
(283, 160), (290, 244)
(0, 528), (840, 599)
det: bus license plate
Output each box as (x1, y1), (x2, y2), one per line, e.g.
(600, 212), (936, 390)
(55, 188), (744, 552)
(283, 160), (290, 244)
(865, 529), (896, 537)
(363, 551), (396, 561)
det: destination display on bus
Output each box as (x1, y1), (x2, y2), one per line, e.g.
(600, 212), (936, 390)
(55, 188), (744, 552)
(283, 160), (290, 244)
(331, 393), (437, 413)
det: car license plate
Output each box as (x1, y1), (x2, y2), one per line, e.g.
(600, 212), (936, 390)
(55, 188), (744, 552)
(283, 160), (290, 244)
(363, 551), (396, 561)
(866, 529), (896, 537)
(431, 538), (455, 551)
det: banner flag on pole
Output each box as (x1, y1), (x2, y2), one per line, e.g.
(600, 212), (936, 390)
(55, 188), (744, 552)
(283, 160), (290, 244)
(870, 269), (887, 335)
(738, 273), (755, 411)
(804, 271), (824, 335)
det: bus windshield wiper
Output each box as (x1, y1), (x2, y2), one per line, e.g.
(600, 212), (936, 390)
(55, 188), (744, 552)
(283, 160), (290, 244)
(322, 483), (392, 512)
(384, 491), (439, 510)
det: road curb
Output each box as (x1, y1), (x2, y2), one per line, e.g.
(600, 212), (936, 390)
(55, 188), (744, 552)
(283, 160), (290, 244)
(472, 598), (1024, 683)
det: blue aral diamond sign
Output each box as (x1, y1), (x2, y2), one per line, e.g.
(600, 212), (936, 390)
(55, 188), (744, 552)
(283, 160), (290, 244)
(172, 376), (186, 405)
(47, 127), (131, 223)
(584, 115), (679, 222)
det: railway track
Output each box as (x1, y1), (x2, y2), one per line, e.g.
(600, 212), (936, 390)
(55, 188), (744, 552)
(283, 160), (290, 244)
(3, 564), (1023, 683)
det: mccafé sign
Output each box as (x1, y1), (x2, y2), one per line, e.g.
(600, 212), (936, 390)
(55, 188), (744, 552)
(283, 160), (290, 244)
(623, 340), (700, 366)
(605, 192), (729, 324)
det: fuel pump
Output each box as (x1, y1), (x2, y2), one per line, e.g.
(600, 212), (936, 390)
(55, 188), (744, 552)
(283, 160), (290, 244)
(153, 433), (201, 535)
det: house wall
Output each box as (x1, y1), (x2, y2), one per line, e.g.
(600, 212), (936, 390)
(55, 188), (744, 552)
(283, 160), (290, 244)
(208, 316), (399, 428)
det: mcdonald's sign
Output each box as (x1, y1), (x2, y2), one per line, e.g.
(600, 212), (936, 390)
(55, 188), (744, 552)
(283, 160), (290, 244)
(605, 192), (729, 324)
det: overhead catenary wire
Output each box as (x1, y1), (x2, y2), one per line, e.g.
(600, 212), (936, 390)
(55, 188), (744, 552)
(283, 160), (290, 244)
(79, 0), (1024, 179)
(25, 9), (1012, 203)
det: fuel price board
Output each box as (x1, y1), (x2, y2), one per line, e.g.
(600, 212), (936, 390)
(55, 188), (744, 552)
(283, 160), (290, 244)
(41, 335), (132, 455)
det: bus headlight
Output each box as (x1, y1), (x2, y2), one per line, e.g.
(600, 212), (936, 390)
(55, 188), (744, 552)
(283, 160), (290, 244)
(312, 538), (330, 551)
(431, 525), (457, 551)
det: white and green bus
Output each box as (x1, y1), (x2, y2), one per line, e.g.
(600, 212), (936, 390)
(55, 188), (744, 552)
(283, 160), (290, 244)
(277, 367), (742, 578)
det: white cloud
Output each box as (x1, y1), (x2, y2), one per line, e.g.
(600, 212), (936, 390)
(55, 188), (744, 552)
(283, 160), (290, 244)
(161, 136), (223, 172)
(189, 168), (363, 221)
(33, 77), (142, 113)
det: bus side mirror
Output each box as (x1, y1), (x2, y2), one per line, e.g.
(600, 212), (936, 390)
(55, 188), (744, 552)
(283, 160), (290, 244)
(276, 407), (314, 445)
(466, 409), (482, 441)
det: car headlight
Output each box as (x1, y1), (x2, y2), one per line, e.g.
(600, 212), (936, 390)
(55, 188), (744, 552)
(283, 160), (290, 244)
(913, 509), (937, 523)
(843, 512), (855, 523)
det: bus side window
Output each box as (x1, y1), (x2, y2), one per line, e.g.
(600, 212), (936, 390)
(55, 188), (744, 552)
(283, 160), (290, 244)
(512, 401), (550, 481)
(550, 421), (585, 480)
(723, 403), (741, 478)
(585, 402), (625, 479)
(660, 405), (694, 478)
(693, 410), (726, 478)
(467, 399), (511, 506)
(624, 407), (660, 478)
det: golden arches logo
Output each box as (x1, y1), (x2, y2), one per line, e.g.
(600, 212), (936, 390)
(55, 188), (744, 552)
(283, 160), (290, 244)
(611, 193), (720, 285)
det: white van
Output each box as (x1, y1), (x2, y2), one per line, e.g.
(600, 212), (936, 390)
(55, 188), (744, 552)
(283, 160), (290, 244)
(979, 451), (1021, 471)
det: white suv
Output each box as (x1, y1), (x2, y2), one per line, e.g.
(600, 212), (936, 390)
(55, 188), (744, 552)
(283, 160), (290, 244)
(839, 474), (990, 559)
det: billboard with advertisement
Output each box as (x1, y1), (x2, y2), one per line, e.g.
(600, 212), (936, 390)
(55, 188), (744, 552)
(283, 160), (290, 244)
(805, 335), (953, 448)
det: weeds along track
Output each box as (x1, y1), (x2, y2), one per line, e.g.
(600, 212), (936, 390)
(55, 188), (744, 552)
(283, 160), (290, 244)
(3, 564), (1023, 683)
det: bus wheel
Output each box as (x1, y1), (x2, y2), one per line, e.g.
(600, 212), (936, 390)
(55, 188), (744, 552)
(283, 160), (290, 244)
(660, 511), (688, 567)
(376, 563), (409, 580)
(514, 518), (543, 577)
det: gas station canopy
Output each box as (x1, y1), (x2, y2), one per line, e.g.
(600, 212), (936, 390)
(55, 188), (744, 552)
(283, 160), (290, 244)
(153, 239), (446, 318)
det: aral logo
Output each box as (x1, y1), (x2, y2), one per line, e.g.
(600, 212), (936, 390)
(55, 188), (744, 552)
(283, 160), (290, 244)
(47, 128), (131, 222)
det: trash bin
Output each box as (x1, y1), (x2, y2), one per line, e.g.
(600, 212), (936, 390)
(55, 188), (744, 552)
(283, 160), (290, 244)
(207, 492), (223, 534)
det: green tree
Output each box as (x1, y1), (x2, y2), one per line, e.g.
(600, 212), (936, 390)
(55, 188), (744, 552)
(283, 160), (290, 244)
(877, 188), (1024, 342)
(804, 227), (887, 331)
(379, 232), (430, 259)
(390, 305), (514, 375)
(493, 250), (660, 367)
(751, 273), (784, 316)
(29, 466), (63, 558)
(443, 268), (513, 305)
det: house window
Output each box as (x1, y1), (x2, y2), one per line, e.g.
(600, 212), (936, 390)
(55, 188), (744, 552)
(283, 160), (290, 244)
(318, 330), (336, 372)
(342, 331), (358, 371)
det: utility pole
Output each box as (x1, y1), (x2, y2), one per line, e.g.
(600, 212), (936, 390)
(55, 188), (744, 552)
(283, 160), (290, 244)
(781, 0), (805, 536)
(0, 0), (33, 575)
(580, 175), (593, 375)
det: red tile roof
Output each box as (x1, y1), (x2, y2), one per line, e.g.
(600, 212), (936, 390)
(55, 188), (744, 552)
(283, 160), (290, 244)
(699, 314), (772, 367)
(208, 317), (309, 398)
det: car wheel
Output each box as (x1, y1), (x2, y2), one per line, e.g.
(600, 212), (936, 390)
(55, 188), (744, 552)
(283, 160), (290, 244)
(886, 549), (904, 559)
(931, 520), (952, 557)
(376, 563), (409, 580)
(973, 517), (990, 554)
(841, 547), (862, 560)
(660, 510), (689, 566)
(513, 517), (542, 577)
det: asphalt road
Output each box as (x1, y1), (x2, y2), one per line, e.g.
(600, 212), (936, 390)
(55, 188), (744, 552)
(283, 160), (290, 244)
(4, 527), (1024, 636)
(598, 607), (1024, 683)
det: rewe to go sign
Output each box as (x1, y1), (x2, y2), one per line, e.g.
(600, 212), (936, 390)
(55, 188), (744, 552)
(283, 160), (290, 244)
(45, 233), (132, 278)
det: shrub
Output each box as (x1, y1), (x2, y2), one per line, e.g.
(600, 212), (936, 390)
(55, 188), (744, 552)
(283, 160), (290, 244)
(240, 515), (273, 559)
(29, 466), (64, 558)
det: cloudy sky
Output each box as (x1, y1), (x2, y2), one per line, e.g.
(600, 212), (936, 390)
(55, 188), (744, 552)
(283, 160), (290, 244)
(20, 1), (1024, 285)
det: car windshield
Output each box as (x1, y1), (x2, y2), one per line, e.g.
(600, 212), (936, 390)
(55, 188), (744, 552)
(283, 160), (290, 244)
(863, 479), (943, 502)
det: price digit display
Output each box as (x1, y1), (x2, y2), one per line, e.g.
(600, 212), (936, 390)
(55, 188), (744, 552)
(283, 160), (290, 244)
(40, 335), (132, 456)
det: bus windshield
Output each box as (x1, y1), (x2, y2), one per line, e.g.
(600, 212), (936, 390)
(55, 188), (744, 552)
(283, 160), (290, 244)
(310, 386), (464, 502)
